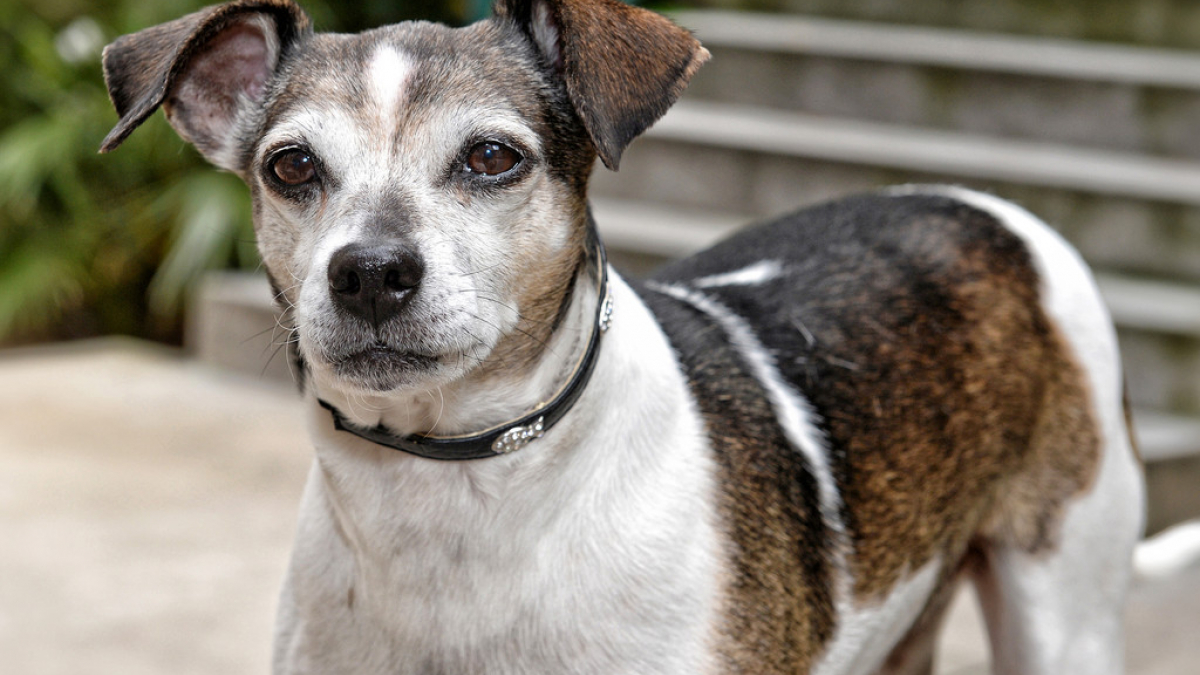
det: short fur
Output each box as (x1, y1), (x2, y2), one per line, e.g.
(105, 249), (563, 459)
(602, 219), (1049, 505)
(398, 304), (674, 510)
(101, 1), (1144, 673)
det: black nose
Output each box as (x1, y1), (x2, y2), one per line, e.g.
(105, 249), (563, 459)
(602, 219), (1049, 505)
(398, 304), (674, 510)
(327, 242), (424, 326)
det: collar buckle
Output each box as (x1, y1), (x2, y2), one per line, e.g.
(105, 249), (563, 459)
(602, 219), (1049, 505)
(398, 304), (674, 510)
(491, 416), (546, 454)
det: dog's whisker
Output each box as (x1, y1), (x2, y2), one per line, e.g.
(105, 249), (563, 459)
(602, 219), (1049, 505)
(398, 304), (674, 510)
(262, 338), (298, 382)
(465, 312), (559, 366)
(466, 297), (560, 346)
(425, 387), (446, 434)
(454, 260), (507, 277)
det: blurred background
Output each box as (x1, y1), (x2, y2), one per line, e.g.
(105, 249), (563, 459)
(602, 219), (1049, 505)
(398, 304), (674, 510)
(3, 0), (1200, 673)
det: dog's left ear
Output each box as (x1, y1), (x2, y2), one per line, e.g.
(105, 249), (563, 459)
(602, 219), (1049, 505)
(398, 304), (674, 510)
(99, 0), (311, 170)
(494, 0), (708, 170)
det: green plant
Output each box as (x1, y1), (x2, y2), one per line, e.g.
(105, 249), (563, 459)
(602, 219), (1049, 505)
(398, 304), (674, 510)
(0, 0), (254, 343)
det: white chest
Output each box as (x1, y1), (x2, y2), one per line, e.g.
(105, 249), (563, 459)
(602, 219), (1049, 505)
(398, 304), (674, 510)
(275, 278), (725, 675)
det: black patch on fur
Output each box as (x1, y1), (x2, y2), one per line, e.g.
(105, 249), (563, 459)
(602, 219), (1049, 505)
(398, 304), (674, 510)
(637, 281), (836, 671)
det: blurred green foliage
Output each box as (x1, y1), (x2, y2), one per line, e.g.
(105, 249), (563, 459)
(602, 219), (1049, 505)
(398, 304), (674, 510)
(0, 0), (474, 345)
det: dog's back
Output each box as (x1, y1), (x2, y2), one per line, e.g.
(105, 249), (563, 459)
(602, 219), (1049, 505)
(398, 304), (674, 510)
(641, 185), (1144, 674)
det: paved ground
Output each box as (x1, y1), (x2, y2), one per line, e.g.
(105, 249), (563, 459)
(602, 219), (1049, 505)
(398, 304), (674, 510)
(1, 339), (1196, 674)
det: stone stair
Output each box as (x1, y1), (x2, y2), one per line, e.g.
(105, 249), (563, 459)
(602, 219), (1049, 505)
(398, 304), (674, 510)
(673, 11), (1200, 158)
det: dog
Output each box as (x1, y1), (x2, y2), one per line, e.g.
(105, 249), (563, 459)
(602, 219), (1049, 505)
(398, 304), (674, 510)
(100, 0), (1146, 672)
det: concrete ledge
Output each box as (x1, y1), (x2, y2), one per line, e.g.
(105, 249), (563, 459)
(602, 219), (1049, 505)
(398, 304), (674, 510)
(1097, 275), (1200, 338)
(646, 100), (1200, 207)
(1136, 410), (1200, 464)
(673, 10), (1200, 90)
(592, 197), (744, 258)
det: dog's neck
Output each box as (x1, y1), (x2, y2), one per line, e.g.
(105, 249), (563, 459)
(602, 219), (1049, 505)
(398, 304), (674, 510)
(308, 235), (608, 458)
(296, 259), (722, 665)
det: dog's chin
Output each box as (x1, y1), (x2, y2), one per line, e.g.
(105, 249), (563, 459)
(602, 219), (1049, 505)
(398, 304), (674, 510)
(329, 346), (447, 393)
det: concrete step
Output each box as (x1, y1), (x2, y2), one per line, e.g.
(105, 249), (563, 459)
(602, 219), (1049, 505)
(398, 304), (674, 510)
(640, 100), (1200, 205)
(1139, 410), (1200, 534)
(679, 1), (1200, 51)
(187, 272), (297, 388)
(672, 10), (1200, 158)
(590, 197), (743, 275)
(592, 100), (1200, 284)
(675, 10), (1200, 91)
(1098, 275), (1200, 337)
(1097, 275), (1200, 418)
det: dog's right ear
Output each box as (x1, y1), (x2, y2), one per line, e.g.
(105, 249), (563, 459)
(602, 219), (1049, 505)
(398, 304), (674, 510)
(494, 0), (708, 171)
(99, 0), (310, 171)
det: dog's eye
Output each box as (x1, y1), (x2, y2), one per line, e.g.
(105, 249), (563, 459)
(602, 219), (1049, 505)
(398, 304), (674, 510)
(465, 142), (521, 176)
(270, 149), (317, 186)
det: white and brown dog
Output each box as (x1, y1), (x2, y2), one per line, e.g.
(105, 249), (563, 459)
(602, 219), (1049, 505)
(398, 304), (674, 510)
(101, 0), (1145, 673)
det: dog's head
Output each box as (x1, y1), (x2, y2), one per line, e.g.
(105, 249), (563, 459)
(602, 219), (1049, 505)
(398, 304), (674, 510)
(101, 0), (705, 398)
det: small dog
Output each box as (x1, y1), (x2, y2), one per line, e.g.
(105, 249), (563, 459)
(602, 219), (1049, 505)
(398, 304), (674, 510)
(101, 0), (1145, 673)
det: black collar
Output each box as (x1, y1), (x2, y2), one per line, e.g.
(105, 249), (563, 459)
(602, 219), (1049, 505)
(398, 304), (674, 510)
(317, 243), (612, 461)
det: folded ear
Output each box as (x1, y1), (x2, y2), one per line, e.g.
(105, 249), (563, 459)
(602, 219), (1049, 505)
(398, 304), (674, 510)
(100, 0), (311, 171)
(494, 0), (708, 170)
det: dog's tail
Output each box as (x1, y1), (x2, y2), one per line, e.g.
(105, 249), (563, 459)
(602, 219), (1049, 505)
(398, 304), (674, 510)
(1135, 518), (1200, 579)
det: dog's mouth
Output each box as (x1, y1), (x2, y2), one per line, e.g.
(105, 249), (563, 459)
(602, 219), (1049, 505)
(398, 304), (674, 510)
(329, 343), (442, 391)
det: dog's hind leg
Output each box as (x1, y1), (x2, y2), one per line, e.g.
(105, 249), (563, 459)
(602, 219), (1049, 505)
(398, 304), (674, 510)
(968, 375), (1142, 675)
(931, 188), (1145, 675)
(970, 336), (1143, 675)
(971, 421), (1143, 675)
(877, 572), (962, 675)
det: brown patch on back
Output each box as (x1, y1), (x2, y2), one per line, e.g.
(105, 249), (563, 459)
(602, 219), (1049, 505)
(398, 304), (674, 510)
(649, 192), (1106, 647)
(975, 333), (1102, 554)
(742, 199), (1105, 597)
